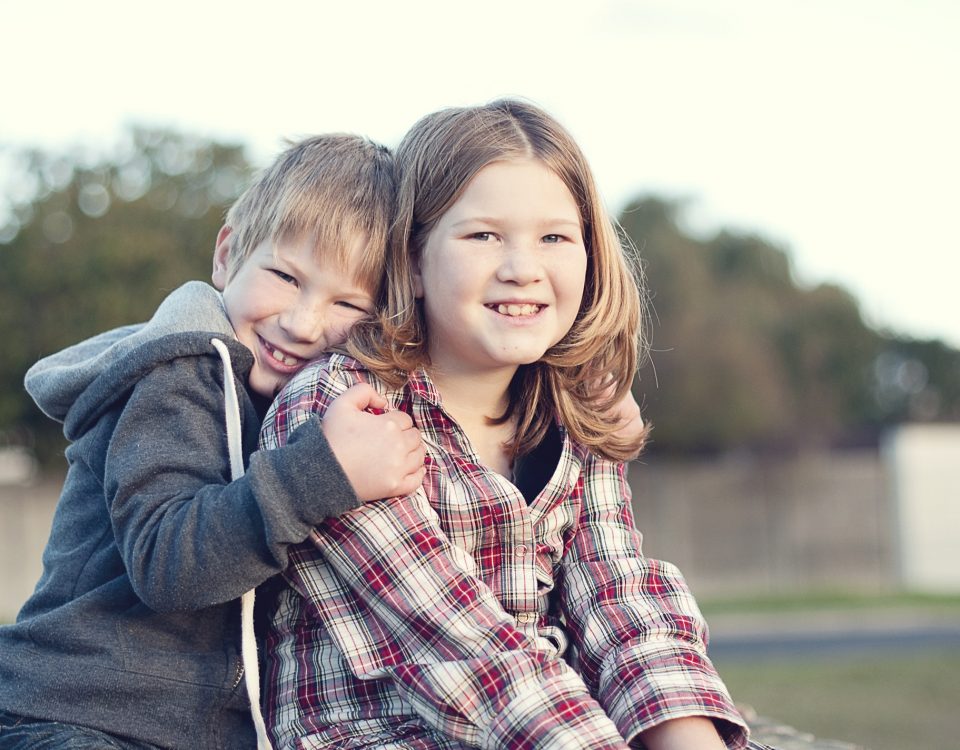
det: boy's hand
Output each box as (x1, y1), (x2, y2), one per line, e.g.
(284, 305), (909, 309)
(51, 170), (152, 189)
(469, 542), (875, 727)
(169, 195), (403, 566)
(601, 382), (647, 460)
(322, 383), (426, 502)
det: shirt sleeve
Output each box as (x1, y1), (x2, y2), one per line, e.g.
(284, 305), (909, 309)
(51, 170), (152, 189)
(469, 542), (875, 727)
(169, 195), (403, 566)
(262, 361), (632, 750)
(103, 349), (359, 612)
(558, 454), (751, 749)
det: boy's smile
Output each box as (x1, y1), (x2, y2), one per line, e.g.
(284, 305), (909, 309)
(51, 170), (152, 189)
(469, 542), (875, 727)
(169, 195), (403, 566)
(212, 228), (374, 398)
(257, 334), (307, 370)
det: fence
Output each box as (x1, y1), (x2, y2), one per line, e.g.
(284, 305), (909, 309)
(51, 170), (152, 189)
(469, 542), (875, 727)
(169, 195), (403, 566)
(4, 430), (957, 619)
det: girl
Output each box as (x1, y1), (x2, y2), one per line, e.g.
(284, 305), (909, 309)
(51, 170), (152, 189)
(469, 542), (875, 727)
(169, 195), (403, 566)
(260, 100), (764, 750)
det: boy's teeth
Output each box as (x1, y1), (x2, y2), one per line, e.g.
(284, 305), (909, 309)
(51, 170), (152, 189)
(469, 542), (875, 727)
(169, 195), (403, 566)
(496, 303), (541, 317)
(270, 345), (302, 366)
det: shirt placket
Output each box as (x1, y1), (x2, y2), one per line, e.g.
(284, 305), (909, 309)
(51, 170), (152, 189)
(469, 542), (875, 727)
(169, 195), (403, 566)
(486, 473), (541, 637)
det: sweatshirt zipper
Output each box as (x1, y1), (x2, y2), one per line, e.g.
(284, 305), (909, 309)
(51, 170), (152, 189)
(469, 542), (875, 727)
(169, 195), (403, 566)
(232, 660), (245, 690)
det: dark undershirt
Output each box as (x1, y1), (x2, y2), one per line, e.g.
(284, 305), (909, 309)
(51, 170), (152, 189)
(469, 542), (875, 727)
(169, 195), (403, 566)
(512, 423), (563, 504)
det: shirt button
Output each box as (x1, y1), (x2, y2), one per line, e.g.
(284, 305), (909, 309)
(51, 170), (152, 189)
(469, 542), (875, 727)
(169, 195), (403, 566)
(515, 545), (528, 557)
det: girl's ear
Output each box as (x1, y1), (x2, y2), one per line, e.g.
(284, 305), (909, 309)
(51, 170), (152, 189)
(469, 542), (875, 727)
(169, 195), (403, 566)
(211, 226), (233, 290)
(412, 250), (425, 298)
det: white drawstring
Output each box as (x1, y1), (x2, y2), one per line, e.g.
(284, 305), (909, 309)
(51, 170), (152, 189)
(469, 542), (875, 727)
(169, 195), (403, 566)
(211, 337), (273, 750)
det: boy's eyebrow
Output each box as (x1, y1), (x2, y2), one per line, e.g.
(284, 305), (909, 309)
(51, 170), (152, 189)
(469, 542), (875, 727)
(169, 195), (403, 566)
(343, 287), (376, 302)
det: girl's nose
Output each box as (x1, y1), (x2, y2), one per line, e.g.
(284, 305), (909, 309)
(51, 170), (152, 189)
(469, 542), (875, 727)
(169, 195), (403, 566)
(497, 245), (545, 285)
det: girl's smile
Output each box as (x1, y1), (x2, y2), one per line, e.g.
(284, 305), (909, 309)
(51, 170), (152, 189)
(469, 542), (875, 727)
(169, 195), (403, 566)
(415, 158), (587, 381)
(485, 302), (545, 319)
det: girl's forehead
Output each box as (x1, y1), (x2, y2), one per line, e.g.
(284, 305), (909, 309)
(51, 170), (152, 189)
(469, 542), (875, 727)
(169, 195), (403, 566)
(447, 159), (580, 221)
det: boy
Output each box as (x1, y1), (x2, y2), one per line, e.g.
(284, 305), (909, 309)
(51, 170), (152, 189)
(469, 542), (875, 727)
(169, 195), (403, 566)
(0, 134), (424, 750)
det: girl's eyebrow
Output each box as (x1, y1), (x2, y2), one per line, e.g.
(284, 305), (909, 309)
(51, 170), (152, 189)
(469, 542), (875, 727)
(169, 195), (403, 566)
(448, 217), (498, 229)
(541, 219), (582, 229)
(449, 217), (581, 230)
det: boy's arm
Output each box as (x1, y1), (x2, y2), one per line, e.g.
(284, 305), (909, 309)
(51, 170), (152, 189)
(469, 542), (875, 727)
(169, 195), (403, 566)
(558, 455), (750, 749)
(263, 361), (630, 750)
(103, 350), (360, 612)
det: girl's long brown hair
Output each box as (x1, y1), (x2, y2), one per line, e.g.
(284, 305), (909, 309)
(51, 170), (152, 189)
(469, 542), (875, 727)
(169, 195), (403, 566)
(348, 99), (651, 461)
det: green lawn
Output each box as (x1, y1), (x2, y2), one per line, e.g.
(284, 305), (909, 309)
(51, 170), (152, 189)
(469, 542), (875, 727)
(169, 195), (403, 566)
(715, 649), (960, 750)
(704, 592), (960, 750)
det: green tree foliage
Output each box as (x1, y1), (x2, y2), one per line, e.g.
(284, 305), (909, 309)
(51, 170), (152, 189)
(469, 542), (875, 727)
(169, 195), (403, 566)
(620, 197), (960, 454)
(2, 135), (956, 463)
(0, 128), (253, 461)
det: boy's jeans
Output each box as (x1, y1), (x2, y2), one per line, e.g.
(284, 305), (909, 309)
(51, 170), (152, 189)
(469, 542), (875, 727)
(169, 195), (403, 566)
(0, 710), (162, 750)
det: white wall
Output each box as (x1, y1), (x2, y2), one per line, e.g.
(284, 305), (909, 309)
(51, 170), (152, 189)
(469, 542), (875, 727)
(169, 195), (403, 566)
(0, 471), (61, 622)
(884, 424), (960, 593)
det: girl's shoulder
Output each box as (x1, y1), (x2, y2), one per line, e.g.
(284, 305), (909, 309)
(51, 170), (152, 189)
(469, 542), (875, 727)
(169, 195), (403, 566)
(292, 352), (407, 405)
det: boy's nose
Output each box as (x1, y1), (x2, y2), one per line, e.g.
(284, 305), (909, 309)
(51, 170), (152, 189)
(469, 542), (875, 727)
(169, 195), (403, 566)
(279, 302), (325, 345)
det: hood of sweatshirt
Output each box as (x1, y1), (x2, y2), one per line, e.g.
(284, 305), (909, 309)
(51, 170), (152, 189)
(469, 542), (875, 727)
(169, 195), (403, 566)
(24, 281), (238, 440)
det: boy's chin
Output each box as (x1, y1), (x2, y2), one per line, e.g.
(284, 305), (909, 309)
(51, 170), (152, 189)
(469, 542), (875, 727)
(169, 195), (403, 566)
(248, 372), (288, 400)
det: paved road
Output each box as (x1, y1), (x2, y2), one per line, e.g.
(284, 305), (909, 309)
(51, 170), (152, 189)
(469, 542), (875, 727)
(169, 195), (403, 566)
(706, 608), (960, 660)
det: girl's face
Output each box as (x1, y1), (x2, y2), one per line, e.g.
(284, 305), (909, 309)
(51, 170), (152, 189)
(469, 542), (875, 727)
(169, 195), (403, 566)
(414, 158), (587, 381)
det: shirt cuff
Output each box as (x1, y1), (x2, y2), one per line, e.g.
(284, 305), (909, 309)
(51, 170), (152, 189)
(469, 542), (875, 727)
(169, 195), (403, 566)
(599, 641), (750, 749)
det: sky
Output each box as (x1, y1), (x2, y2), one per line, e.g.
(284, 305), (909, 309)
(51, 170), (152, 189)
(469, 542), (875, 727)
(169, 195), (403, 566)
(2, 0), (958, 347)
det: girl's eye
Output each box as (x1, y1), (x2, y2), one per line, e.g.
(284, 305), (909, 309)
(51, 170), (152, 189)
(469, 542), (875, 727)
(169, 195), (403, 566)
(271, 269), (297, 285)
(543, 234), (565, 244)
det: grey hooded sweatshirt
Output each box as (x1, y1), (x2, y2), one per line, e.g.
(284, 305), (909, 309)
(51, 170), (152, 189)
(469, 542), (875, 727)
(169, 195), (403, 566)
(0, 281), (360, 749)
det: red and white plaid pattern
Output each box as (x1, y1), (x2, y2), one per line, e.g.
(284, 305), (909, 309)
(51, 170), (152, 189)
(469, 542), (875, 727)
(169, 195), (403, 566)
(260, 354), (751, 750)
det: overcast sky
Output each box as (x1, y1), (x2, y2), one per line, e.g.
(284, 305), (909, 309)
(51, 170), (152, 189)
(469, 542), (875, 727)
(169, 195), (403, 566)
(3, 0), (957, 347)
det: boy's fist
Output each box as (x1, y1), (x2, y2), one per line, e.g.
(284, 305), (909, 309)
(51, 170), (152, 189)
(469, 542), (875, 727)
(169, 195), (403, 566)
(322, 383), (426, 502)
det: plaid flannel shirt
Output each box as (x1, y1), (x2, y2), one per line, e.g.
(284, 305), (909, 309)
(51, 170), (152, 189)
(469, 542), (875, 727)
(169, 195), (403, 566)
(259, 354), (751, 750)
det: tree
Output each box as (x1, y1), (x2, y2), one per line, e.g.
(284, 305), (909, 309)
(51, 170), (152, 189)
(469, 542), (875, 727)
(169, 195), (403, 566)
(0, 127), (253, 461)
(619, 196), (958, 454)
(3, 143), (956, 463)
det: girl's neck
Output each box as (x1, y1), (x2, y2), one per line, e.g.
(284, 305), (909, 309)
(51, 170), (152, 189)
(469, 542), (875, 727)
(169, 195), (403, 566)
(429, 366), (516, 477)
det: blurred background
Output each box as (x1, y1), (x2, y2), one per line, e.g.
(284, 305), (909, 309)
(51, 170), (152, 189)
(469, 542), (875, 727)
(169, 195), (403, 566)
(1, 2), (958, 748)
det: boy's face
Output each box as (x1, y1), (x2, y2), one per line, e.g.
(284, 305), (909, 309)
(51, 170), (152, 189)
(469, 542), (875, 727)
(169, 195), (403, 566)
(212, 227), (375, 399)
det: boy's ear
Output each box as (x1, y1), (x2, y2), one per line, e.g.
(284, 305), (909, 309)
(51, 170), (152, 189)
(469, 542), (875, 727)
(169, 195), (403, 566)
(211, 226), (233, 290)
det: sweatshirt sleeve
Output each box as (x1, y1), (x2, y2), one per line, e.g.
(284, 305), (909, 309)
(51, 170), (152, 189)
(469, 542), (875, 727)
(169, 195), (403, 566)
(102, 352), (360, 612)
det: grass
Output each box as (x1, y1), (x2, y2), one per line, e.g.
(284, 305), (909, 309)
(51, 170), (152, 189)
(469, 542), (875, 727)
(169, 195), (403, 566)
(701, 592), (960, 750)
(714, 648), (960, 750)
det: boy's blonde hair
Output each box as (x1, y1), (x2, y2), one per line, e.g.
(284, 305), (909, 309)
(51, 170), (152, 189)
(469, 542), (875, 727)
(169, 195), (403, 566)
(224, 134), (395, 294)
(349, 99), (650, 461)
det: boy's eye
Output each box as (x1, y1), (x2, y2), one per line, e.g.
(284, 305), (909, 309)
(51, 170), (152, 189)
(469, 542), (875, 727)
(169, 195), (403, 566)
(271, 269), (297, 285)
(468, 231), (495, 242)
(336, 300), (372, 314)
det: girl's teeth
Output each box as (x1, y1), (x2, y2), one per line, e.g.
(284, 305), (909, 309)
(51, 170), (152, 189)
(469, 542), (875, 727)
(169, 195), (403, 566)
(496, 303), (541, 316)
